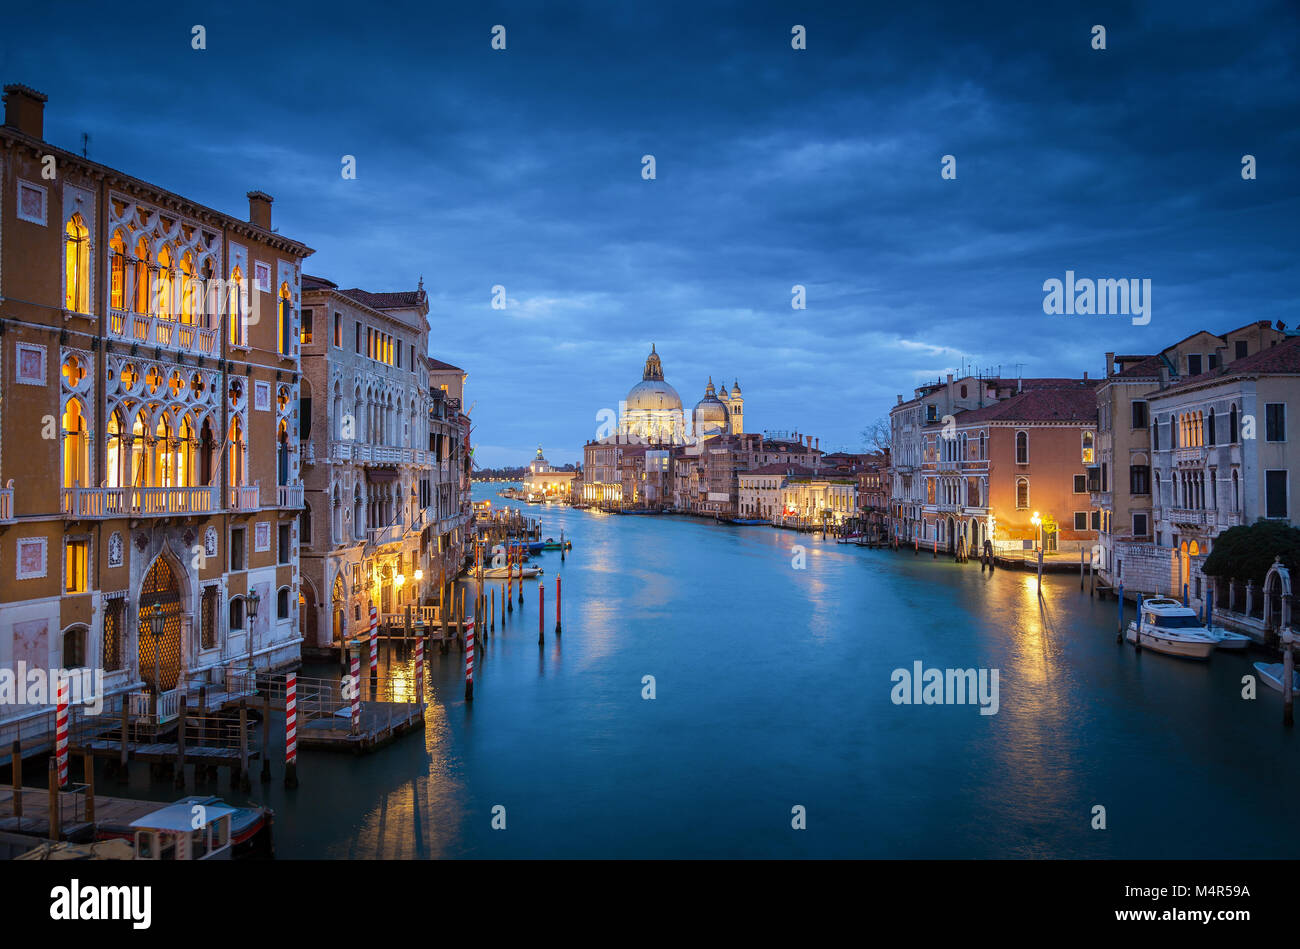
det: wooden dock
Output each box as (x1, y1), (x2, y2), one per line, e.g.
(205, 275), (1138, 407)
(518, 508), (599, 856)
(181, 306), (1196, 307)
(0, 786), (158, 846)
(297, 701), (424, 753)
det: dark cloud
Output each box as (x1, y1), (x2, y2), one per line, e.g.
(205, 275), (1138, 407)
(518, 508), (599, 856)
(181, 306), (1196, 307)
(5, 0), (1297, 464)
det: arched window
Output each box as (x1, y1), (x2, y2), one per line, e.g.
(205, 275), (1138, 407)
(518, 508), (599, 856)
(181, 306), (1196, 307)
(156, 245), (174, 320)
(133, 238), (151, 314)
(109, 231), (127, 311)
(229, 595), (245, 632)
(64, 214), (90, 313)
(63, 625), (87, 669)
(279, 283), (293, 355)
(1230, 405), (1239, 443)
(1015, 431), (1029, 464)
(131, 413), (148, 487)
(228, 266), (245, 346)
(229, 416), (246, 486)
(1208, 408), (1216, 446)
(179, 252), (196, 324)
(106, 409), (125, 489)
(1016, 477), (1029, 509)
(277, 586), (290, 620)
(154, 414), (174, 487)
(177, 414), (195, 488)
(1232, 470), (1240, 511)
(62, 399), (88, 490)
(301, 502), (312, 546)
(277, 419), (289, 486)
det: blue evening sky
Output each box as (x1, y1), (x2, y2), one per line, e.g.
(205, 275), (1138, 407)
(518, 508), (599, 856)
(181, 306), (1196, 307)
(4, 0), (1297, 465)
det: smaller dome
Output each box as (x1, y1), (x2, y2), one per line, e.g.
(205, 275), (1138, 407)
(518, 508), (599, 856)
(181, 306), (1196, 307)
(694, 377), (729, 431)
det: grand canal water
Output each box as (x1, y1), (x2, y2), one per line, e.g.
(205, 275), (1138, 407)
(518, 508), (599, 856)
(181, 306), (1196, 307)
(105, 483), (1300, 858)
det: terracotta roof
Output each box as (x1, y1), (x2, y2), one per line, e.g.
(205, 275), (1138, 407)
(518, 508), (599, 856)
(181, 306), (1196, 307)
(302, 273), (337, 291)
(427, 358), (462, 372)
(1158, 335), (1300, 393)
(948, 384), (1099, 424)
(1113, 354), (1165, 379)
(337, 287), (426, 310)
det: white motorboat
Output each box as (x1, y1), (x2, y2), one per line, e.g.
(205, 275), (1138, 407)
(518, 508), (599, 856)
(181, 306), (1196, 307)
(1253, 661), (1300, 694)
(1125, 597), (1217, 659)
(1204, 625), (1253, 650)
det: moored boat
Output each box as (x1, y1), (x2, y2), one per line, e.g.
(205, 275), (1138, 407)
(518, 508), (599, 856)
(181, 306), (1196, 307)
(1253, 661), (1300, 694)
(482, 564), (543, 579)
(98, 796), (273, 859)
(1125, 597), (1217, 659)
(1204, 625), (1253, 650)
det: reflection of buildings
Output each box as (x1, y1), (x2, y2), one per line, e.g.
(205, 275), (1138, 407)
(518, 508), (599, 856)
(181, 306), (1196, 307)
(522, 446), (575, 497)
(0, 84), (309, 751)
(299, 277), (471, 649)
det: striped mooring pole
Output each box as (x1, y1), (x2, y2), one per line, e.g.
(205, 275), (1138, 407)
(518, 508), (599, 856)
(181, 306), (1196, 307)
(284, 673), (299, 789)
(465, 623), (475, 702)
(55, 674), (69, 788)
(350, 648), (361, 735)
(368, 603), (379, 674)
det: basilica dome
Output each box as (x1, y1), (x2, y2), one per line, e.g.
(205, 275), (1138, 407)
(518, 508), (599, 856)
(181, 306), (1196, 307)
(625, 345), (682, 412)
(693, 378), (729, 433)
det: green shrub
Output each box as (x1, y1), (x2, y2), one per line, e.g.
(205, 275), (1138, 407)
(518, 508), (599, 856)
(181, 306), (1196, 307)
(1202, 520), (1300, 584)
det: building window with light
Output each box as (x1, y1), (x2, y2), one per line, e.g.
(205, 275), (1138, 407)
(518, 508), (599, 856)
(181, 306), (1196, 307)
(64, 213), (91, 313)
(1016, 477), (1029, 509)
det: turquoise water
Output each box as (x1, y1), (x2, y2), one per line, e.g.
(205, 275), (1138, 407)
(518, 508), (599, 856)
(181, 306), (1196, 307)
(98, 483), (1300, 858)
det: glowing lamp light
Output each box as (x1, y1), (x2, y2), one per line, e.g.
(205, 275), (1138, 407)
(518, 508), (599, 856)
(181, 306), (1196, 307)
(414, 569), (423, 582)
(395, 573), (405, 588)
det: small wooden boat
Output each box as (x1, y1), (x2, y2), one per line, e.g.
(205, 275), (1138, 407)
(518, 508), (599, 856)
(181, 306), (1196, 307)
(1125, 598), (1217, 659)
(1253, 661), (1300, 693)
(540, 537), (571, 550)
(482, 565), (543, 579)
(97, 795), (272, 858)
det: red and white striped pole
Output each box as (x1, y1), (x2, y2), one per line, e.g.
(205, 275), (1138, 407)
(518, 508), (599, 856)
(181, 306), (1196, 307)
(349, 648), (361, 735)
(368, 603), (378, 675)
(284, 673), (299, 789)
(55, 674), (69, 788)
(465, 621), (474, 702)
(506, 547), (513, 612)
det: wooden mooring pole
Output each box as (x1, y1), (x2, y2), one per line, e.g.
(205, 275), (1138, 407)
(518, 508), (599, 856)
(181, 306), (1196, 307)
(555, 575), (562, 634)
(539, 582), (545, 646)
(83, 748), (95, 824)
(261, 691), (272, 783)
(47, 759), (60, 841)
(174, 697), (187, 789)
(11, 741), (22, 820)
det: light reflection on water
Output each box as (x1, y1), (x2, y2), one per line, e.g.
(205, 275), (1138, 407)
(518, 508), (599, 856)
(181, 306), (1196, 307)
(101, 484), (1300, 858)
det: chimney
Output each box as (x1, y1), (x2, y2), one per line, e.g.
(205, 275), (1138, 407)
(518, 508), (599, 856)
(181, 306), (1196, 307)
(247, 190), (273, 230)
(1083, 371), (1088, 381)
(1158, 365), (1170, 387)
(1215, 344), (1228, 369)
(3, 84), (47, 139)
(815, 437), (819, 451)
(1105, 352), (1115, 378)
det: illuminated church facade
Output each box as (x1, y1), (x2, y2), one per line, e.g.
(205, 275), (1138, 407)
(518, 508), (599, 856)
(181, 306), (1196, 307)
(619, 345), (744, 444)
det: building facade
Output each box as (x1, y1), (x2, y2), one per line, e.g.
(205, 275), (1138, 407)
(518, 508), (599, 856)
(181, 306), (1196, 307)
(0, 84), (311, 748)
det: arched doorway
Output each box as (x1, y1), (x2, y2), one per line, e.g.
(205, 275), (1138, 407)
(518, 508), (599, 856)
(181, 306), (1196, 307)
(332, 574), (345, 644)
(300, 579), (319, 646)
(138, 556), (184, 693)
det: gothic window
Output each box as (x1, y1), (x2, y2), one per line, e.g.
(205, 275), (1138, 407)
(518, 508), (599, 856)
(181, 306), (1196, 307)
(64, 213), (91, 313)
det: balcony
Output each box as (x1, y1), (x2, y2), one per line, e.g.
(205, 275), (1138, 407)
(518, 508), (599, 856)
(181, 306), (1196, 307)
(61, 485), (218, 518)
(278, 484), (305, 508)
(228, 483), (261, 512)
(0, 482), (12, 523)
(367, 523), (404, 548)
(1090, 490), (1112, 509)
(1173, 447), (1207, 466)
(109, 309), (219, 357)
(1167, 507), (1210, 527)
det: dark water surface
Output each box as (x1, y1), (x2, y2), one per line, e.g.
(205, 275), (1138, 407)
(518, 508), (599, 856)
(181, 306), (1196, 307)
(103, 483), (1300, 858)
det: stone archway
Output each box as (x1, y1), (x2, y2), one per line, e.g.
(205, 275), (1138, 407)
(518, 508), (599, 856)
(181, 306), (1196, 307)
(299, 577), (320, 647)
(138, 554), (185, 693)
(1264, 557), (1292, 637)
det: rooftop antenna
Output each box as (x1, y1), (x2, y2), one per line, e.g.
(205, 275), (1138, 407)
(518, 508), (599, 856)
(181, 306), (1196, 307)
(81, 132), (89, 158)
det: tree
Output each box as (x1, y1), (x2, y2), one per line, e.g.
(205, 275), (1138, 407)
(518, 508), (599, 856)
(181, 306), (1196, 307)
(1202, 520), (1300, 585)
(862, 417), (891, 454)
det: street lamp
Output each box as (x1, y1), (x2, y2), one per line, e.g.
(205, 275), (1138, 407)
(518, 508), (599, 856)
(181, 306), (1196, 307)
(245, 589), (261, 683)
(1029, 512), (1043, 597)
(1030, 512), (1042, 551)
(147, 601), (166, 706)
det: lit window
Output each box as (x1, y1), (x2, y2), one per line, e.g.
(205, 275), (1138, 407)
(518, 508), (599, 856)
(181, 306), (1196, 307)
(64, 213), (90, 312)
(1081, 431), (1095, 465)
(228, 266), (245, 346)
(65, 538), (89, 594)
